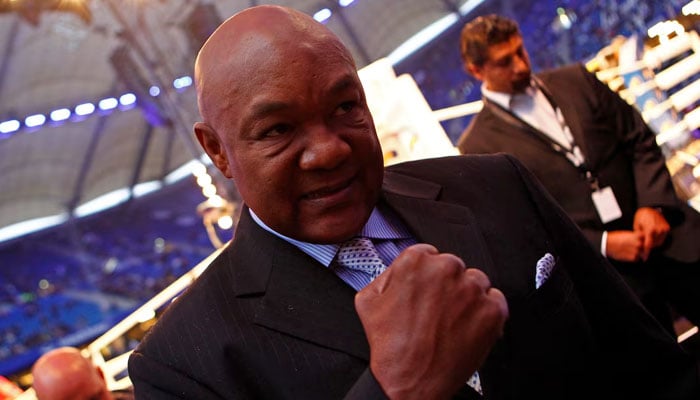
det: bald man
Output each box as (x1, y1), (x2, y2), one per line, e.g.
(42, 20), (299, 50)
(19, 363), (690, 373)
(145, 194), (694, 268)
(128, 5), (698, 399)
(32, 347), (132, 400)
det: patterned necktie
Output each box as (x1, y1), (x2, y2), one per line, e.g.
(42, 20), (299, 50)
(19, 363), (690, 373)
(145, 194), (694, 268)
(336, 237), (387, 281)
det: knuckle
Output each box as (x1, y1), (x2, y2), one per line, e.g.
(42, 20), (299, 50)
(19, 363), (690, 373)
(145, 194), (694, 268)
(465, 267), (488, 283)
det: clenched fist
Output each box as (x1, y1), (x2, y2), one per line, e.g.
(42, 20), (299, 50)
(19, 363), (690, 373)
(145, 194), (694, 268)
(355, 244), (508, 399)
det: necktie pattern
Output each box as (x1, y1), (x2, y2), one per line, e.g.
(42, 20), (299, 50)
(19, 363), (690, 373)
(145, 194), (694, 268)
(336, 237), (387, 281)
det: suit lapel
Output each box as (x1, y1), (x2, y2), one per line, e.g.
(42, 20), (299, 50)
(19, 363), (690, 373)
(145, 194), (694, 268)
(382, 171), (497, 283)
(535, 74), (591, 164)
(484, 99), (555, 153)
(255, 239), (370, 360)
(230, 209), (369, 360)
(483, 98), (531, 133)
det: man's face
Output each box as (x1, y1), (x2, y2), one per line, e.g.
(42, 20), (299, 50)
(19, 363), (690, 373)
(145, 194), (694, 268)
(199, 38), (383, 244)
(468, 34), (532, 94)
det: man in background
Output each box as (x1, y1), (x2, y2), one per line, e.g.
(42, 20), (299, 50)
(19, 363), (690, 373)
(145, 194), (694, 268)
(32, 347), (133, 400)
(128, 5), (698, 399)
(458, 14), (700, 335)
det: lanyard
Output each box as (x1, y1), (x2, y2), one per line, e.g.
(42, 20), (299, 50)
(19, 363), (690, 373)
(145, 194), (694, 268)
(487, 83), (600, 191)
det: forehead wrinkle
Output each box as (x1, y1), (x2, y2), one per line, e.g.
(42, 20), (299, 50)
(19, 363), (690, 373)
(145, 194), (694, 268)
(242, 71), (360, 129)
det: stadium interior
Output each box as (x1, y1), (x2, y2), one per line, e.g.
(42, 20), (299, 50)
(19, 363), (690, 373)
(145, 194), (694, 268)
(0, 0), (698, 396)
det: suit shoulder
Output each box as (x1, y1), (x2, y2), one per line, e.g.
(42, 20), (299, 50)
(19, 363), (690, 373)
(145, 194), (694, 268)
(457, 107), (497, 154)
(135, 247), (233, 343)
(538, 63), (585, 78)
(538, 63), (595, 89)
(386, 154), (520, 183)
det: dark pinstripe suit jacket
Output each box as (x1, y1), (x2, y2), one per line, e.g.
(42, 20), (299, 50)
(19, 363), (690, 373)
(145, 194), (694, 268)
(128, 154), (698, 399)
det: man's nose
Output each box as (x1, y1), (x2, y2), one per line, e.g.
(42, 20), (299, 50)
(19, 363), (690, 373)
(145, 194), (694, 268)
(512, 53), (528, 73)
(299, 125), (351, 170)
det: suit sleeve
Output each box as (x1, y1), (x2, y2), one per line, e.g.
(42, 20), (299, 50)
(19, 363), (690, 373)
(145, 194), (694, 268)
(578, 225), (604, 255)
(580, 64), (682, 221)
(502, 153), (699, 398)
(343, 370), (389, 400)
(129, 351), (226, 400)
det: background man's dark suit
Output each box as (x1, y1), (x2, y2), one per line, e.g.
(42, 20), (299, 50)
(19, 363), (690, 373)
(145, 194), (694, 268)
(458, 64), (700, 328)
(129, 154), (697, 399)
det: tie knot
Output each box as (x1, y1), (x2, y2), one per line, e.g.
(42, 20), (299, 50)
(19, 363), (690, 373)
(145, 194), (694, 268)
(336, 237), (386, 280)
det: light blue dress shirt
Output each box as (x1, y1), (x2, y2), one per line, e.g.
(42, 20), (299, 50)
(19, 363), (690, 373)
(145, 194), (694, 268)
(249, 207), (416, 291)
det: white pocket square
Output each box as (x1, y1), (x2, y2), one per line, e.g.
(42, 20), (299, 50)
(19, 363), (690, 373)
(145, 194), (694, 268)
(466, 371), (482, 395)
(535, 253), (556, 289)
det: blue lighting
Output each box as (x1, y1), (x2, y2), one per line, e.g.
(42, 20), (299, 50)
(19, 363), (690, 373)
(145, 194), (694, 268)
(119, 93), (137, 106)
(50, 108), (71, 122)
(25, 114), (46, 128)
(0, 120), (20, 134)
(173, 76), (192, 89)
(5, 71), (198, 135)
(313, 8), (332, 23)
(339, 0), (354, 6)
(98, 97), (118, 111)
(75, 102), (95, 116)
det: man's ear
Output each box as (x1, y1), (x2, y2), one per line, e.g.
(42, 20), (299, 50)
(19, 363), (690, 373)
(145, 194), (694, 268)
(194, 122), (232, 178)
(466, 62), (484, 81)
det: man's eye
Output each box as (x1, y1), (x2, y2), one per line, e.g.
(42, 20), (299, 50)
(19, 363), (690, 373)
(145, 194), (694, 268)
(263, 123), (292, 138)
(334, 101), (356, 116)
(495, 56), (512, 67)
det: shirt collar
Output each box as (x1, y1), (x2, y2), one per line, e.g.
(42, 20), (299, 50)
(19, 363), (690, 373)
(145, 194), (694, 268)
(248, 206), (411, 267)
(481, 79), (537, 110)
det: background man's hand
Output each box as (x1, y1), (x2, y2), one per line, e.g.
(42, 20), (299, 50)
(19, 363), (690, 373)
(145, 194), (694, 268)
(606, 230), (646, 262)
(633, 207), (670, 259)
(355, 244), (508, 400)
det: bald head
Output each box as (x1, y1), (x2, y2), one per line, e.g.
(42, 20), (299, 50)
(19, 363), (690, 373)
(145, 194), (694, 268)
(194, 5), (355, 126)
(32, 347), (111, 400)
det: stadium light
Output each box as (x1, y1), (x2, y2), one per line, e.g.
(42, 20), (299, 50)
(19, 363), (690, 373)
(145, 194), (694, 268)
(50, 108), (71, 122)
(173, 76), (192, 89)
(98, 97), (119, 111)
(25, 114), (46, 128)
(75, 102), (95, 116)
(0, 120), (20, 134)
(119, 93), (137, 106)
(313, 8), (331, 23)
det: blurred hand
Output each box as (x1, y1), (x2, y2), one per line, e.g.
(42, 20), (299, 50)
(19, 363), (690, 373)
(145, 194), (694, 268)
(355, 244), (508, 400)
(606, 230), (645, 262)
(633, 207), (670, 260)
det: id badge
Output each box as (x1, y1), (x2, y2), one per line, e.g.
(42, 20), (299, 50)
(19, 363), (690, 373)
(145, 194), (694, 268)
(591, 186), (622, 223)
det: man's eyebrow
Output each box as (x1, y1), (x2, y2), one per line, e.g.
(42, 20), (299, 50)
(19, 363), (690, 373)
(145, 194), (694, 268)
(327, 74), (358, 95)
(491, 52), (512, 64)
(248, 100), (289, 119)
